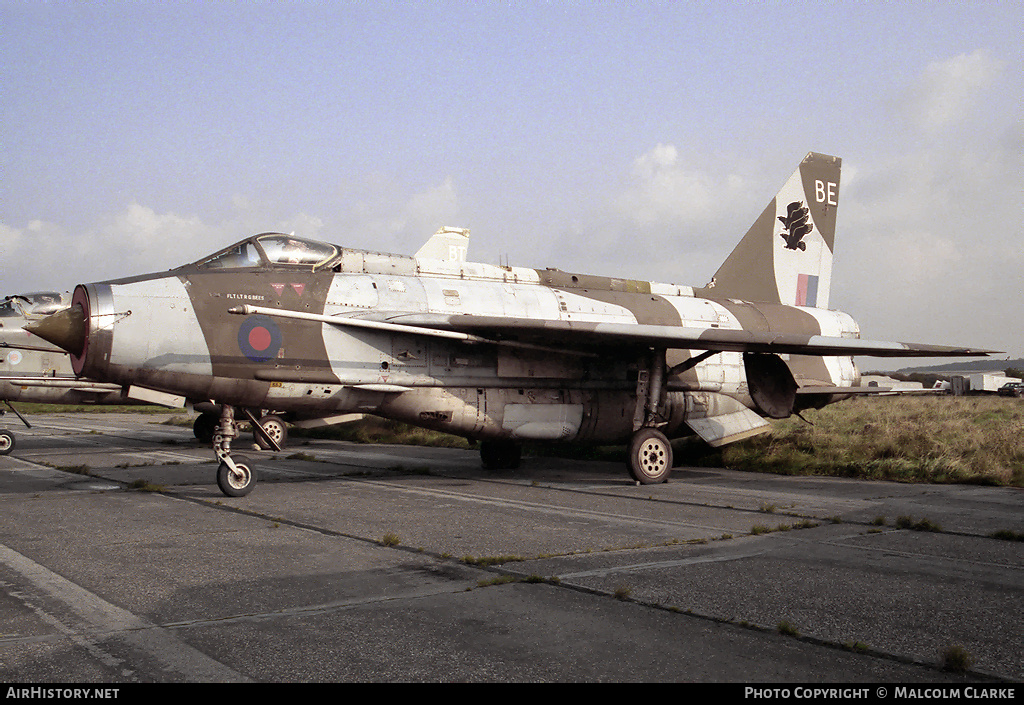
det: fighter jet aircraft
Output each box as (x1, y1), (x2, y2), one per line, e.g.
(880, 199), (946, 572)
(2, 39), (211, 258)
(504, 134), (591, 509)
(0, 292), (122, 453)
(26, 153), (992, 496)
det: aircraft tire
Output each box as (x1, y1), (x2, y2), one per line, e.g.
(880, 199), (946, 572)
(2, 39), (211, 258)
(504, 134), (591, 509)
(480, 440), (521, 470)
(255, 415), (288, 451)
(193, 413), (218, 444)
(0, 430), (14, 456)
(627, 428), (672, 484)
(217, 455), (257, 497)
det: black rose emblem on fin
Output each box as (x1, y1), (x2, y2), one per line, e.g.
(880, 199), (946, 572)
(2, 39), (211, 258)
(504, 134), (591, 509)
(778, 201), (813, 251)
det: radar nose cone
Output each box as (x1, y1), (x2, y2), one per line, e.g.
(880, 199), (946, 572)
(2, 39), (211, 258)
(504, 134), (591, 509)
(25, 305), (86, 357)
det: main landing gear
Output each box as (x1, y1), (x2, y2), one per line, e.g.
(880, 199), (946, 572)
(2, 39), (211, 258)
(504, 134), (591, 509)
(626, 347), (674, 485)
(193, 409), (288, 450)
(212, 405), (258, 497)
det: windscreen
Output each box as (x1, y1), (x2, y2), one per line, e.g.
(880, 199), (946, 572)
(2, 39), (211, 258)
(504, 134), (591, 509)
(256, 235), (337, 267)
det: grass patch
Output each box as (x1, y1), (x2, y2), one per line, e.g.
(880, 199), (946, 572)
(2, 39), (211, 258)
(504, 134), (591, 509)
(293, 417), (470, 448)
(895, 515), (943, 532)
(940, 644), (975, 673)
(777, 620), (800, 637)
(285, 452), (317, 462)
(700, 396), (1024, 487)
(54, 464), (91, 475)
(387, 464), (432, 475)
(461, 555), (525, 567)
(13, 403), (186, 415)
(477, 575), (518, 587)
(126, 479), (165, 492)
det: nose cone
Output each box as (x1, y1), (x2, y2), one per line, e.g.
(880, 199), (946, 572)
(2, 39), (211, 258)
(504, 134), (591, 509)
(25, 305), (86, 357)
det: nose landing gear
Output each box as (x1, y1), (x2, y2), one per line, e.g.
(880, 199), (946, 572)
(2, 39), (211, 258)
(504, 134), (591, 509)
(0, 429), (14, 456)
(213, 405), (258, 497)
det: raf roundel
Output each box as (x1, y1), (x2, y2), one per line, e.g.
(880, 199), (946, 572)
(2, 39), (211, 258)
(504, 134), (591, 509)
(237, 315), (282, 363)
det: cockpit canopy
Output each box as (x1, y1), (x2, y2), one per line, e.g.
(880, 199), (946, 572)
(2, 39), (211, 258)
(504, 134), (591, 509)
(193, 233), (339, 270)
(0, 291), (70, 318)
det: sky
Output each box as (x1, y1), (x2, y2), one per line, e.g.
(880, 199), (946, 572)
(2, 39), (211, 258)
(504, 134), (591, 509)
(2, 1), (1021, 369)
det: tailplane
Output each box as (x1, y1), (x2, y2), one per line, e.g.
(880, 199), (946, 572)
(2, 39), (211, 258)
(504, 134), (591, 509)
(702, 152), (841, 308)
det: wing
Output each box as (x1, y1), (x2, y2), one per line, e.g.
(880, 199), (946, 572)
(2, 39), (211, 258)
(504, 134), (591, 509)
(228, 306), (996, 358)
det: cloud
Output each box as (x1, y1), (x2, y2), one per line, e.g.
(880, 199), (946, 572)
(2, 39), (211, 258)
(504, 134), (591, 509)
(395, 176), (461, 240)
(547, 144), (763, 284)
(612, 144), (748, 228)
(105, 204), (220, 270)
(334, 175), (462, 254)
(898, 49), (1004, 134)
(0, 222), (24, 252)
(0, 208), (221, 294)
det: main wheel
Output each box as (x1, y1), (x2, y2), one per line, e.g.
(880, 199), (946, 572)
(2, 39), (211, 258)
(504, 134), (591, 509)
(480, 440), (522, 470)
(216, 455), (257, 497)
(254, 414), (288, 450)
(627, 428), (673, 484)
(193, 412), (218, 444)
(0, 430), (14, 456)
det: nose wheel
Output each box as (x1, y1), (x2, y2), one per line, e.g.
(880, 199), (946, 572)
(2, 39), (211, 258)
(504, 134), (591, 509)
(0, 429), (14, 456)
(217, 455), (257, 497)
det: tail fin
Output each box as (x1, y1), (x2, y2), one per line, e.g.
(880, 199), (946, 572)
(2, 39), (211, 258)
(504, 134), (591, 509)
(414, 226), (470, 262)
(702, 152), (841, 308)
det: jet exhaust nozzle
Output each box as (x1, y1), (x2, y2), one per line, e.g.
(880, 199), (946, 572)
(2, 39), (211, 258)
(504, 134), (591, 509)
(25, 304), (86, 357)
